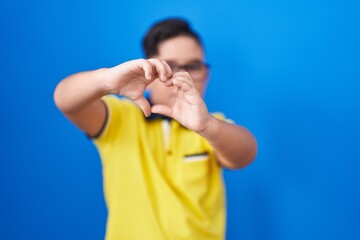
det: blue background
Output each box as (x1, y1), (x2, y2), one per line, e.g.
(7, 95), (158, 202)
(1, 0), (359, 239)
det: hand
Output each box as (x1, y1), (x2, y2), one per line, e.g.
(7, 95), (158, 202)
(151, 72), (212, 133)
(104, 58), (172, 116)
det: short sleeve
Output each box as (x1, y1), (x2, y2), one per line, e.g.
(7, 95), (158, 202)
(92, 95), (125, 147)
(212, 112), (235, 124)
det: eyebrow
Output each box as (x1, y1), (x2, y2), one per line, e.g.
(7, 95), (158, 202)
(164, 59), (204, 65)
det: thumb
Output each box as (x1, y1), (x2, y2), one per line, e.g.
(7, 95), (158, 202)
(151, 104), (173, 118)
(134, 97), (151, 117)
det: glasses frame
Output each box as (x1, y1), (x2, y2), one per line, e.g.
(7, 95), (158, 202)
(167, 61), (210, 80)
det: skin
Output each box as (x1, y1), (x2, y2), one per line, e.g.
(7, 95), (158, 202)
(53, 35), (257, 169)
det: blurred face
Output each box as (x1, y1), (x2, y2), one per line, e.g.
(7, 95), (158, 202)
(147, 35), (209, 106)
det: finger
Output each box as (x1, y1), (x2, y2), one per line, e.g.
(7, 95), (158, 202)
(172, 76), (194, 92)
(151, 104), (173, 118)
(164, 79), (174, 87)
(161, 60), (173, 79)
(163, 75), (175, 87)
(141, 60), (154, 80)
(172, 72), (195, 86)
(148, 58), (168, 82)
(134, 96), (151, 117)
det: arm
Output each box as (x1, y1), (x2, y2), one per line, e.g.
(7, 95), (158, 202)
(53, 68), (109, 137)
(54, 59), (172, 137)
(198, 116), (257, 169)
(151, 71), (257, 169)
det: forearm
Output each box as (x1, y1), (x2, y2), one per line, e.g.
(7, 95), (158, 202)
(54, 68), (109, 114)
(198, 116), (257, 169)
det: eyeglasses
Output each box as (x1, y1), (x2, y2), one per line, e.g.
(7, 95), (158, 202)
(166, 61), (210, 80)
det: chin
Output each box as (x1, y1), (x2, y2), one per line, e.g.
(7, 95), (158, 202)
(150, 95), (172, 107)
(162, 95), (176, 106)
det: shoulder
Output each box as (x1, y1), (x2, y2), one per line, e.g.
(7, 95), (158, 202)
(211, 112), (234, 124)
(92, 95), (145, 144)
(101, 95), (143, 118)
(102, 94), (136, 108)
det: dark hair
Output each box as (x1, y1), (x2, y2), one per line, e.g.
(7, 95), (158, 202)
(142, 18), (203, 58)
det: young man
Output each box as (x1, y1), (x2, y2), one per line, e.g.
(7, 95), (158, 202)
(54, 18), (257, 240)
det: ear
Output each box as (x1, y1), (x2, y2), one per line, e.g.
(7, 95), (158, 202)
(205, 67), (210, 80)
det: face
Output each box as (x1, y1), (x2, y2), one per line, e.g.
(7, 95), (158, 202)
(147, 35), (209, 106)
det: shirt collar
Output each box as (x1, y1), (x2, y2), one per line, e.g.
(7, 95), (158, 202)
(145, 92), (172, 121)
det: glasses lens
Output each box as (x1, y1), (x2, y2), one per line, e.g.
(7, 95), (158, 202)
(167, 62), (208, 79)
(186, 63), (207, 79)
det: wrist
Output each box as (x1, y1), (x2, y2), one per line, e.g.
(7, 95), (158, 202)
(98, 68), (115, 95)
(197, 115), (219, 140)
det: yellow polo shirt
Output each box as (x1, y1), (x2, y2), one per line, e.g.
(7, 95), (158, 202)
(93, 95), (226, 240)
